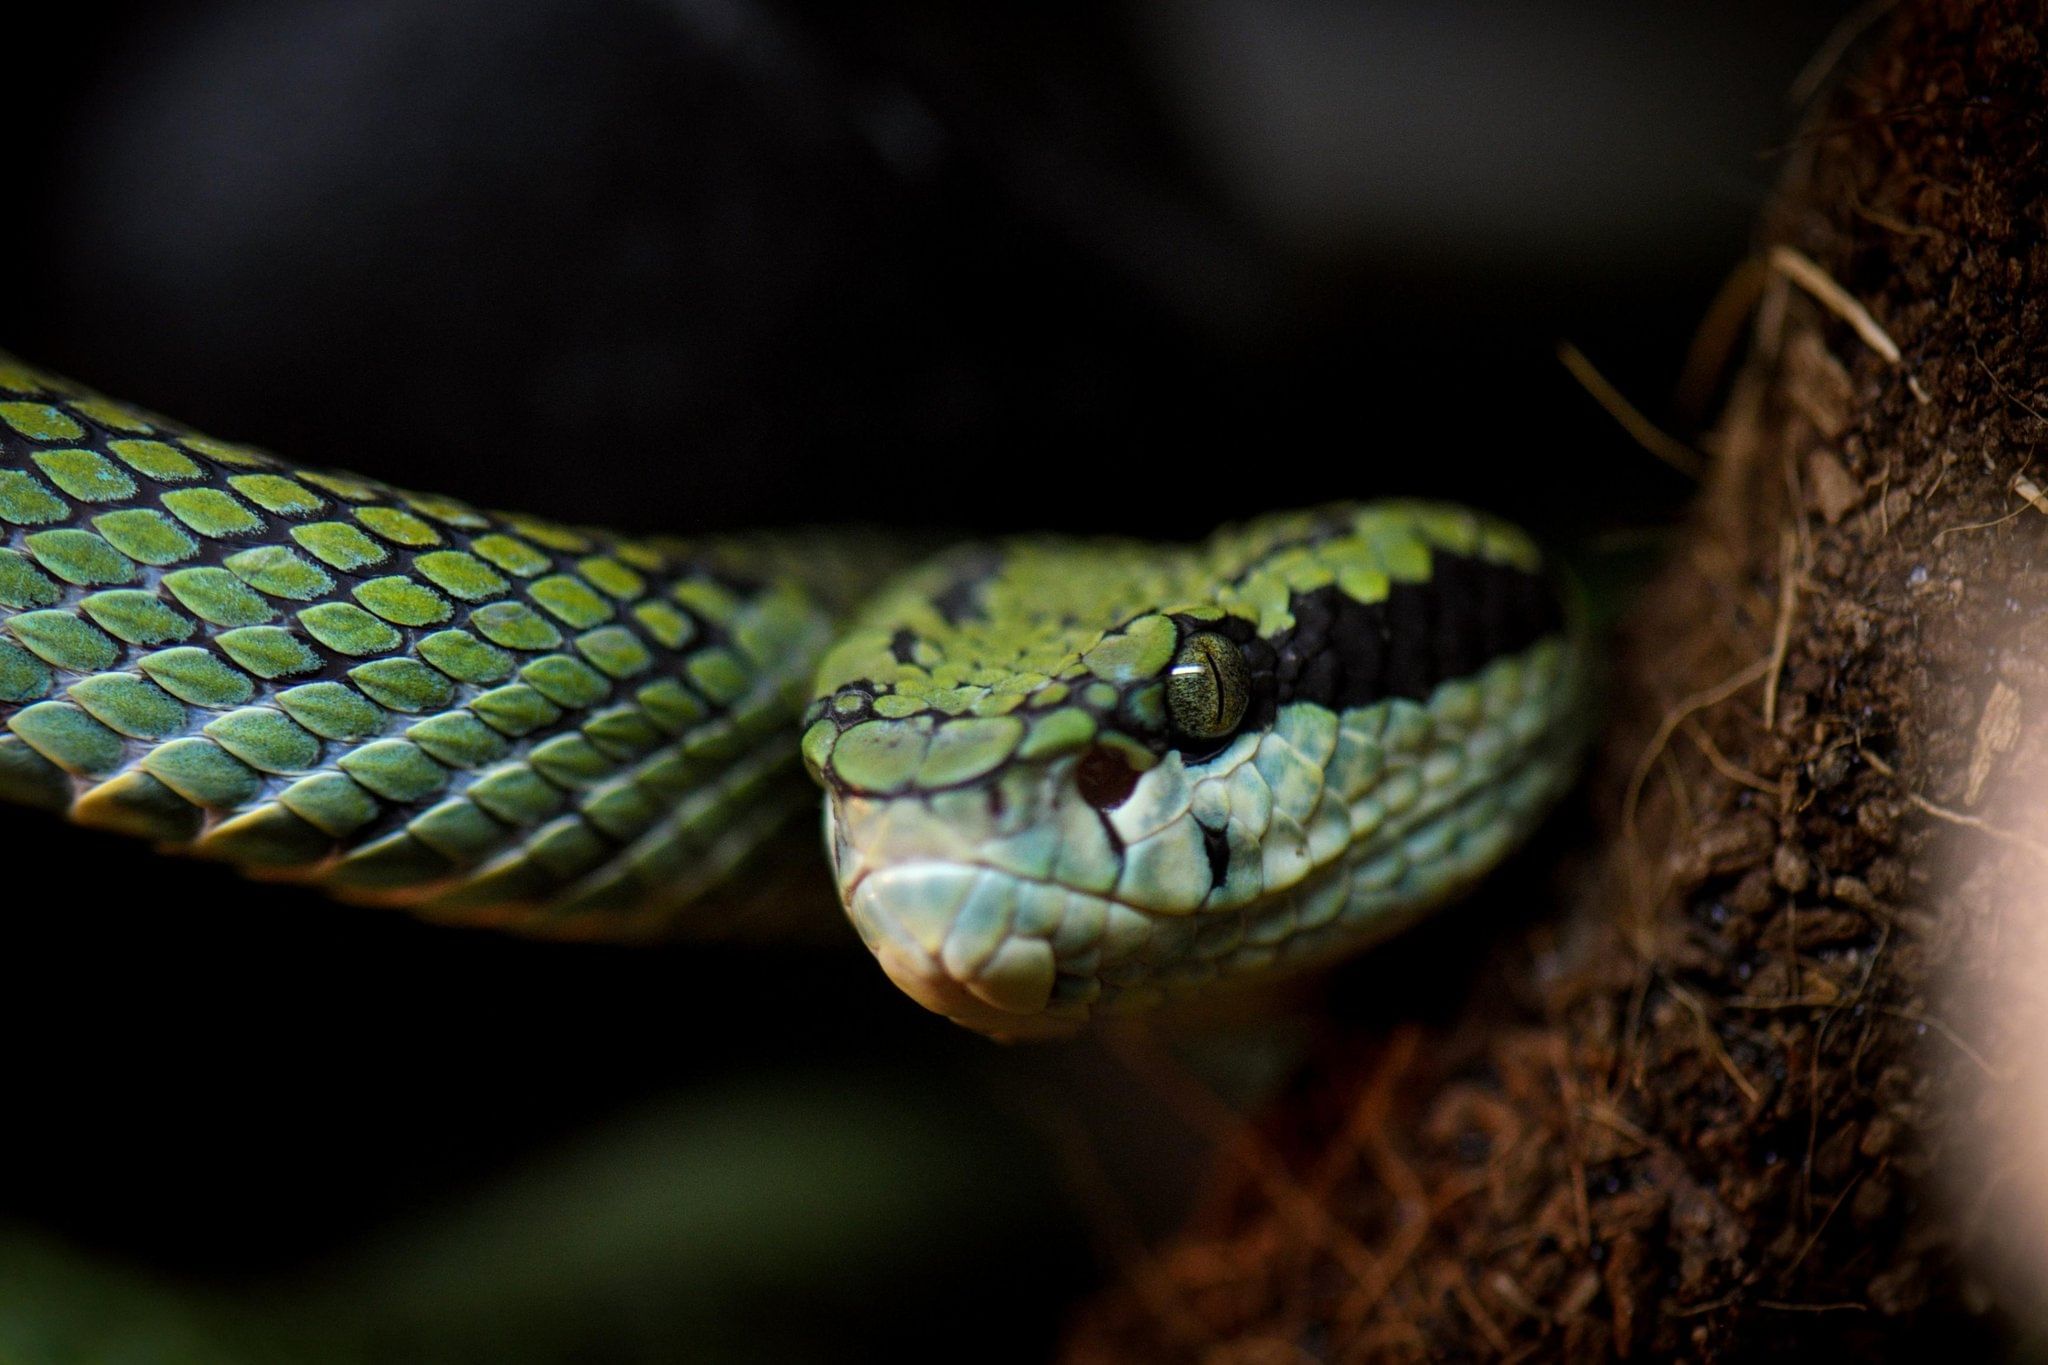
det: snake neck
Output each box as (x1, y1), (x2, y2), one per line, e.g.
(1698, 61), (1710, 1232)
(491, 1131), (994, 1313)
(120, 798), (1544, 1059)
(0, 353), (846, 938)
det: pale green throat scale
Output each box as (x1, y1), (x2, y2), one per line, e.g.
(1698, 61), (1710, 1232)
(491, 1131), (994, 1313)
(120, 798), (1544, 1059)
(0, 355), (1587, 1039)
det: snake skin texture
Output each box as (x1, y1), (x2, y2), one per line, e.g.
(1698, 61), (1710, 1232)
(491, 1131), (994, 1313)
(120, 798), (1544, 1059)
(0, 353), (1588, 1035)
(0, 354), (835, 939)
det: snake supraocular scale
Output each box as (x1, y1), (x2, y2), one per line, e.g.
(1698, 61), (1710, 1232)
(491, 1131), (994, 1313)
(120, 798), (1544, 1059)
(0, 354), (1589, 1039)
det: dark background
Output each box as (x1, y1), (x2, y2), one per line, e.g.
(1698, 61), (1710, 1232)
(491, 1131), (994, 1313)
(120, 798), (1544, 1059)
(0, 2), (1853, 1359)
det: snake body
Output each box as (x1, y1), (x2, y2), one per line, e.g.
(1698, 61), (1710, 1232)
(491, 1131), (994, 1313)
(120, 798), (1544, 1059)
(0, 354), (1588, 1037)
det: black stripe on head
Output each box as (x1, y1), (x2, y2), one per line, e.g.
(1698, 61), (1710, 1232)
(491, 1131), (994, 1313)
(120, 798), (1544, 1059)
(1269, 550), (1565, 711)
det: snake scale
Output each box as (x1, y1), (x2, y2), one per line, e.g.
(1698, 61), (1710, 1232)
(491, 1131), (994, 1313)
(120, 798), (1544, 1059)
(0, 353), (1588, 1039)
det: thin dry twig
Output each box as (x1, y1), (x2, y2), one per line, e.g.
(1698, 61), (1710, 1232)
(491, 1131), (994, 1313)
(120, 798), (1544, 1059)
(1971, 344), (2048, 427)
(1677, 255), (1770, 419)
(1785, 1166), (1873, 1279)
(1558, 340), (1707, 479)
(1858, 747), (2048, 865)
(1673, 1290), (1748, 1319)
(1788, 0), (1904, 106)
(1554, 1057), (1595, 1249)
(1932, 505), (2025, 543)
(1623, 661), (1774, 841)
(1448, 1275), (1514, 1356)
(1726, 994), (1853, 1011)
(1667, 980), (1765, 1107)
(1108, 1029), (1401, 1309)
(1763, 530), (1801, 730)
(1583, 1101), (1656, 1151)
(1680, 716), (1778, 794)
(1621, 657), (1774, 928)
(1847, 187), (1943, 239)
(1769, 246), (1900, 362)
(1659, 746), (1698, 841)
(1768, 246), (1927, 401)
(1323, 1054), (1457, 1332)
(1876, 1005), (2008, 1081)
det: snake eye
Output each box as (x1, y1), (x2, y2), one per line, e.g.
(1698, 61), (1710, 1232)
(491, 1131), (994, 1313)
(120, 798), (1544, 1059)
(1166, 631), (1250, 741)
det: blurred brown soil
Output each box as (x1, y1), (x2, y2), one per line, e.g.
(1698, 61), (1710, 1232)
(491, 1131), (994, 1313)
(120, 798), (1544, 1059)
(1064, 1), (2048, 1358)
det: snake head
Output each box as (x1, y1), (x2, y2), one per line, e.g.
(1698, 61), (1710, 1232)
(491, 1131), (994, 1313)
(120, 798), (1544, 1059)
(800, 503), (1586, 1040)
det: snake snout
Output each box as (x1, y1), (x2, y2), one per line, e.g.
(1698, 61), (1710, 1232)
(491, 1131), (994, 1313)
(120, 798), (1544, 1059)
(846, 863), (1079, 1040)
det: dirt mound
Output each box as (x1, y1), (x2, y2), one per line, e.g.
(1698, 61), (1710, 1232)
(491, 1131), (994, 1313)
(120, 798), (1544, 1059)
(1066, 3), (2048, 1357)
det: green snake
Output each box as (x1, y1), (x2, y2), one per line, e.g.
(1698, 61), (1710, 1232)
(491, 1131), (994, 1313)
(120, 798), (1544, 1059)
(0, 353), (1588, 1039)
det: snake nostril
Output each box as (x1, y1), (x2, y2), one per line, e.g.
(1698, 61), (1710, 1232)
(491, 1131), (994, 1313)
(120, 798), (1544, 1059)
(1074, 744), (1140, 810)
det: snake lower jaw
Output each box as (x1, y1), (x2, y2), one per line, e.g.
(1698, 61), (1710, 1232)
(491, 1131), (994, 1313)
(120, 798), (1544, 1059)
(847, 862), (1089, 1041)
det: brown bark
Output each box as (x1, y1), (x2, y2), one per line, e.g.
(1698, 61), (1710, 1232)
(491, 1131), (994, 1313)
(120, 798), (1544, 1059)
(1065, 2), (2048, 1357)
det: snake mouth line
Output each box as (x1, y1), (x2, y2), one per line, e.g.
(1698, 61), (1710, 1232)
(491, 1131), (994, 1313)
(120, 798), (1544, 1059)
(848, 861), (1091, 1040)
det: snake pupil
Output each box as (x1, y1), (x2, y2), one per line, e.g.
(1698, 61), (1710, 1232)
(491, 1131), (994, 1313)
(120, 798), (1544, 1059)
(1166, 631), (1250, 742)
